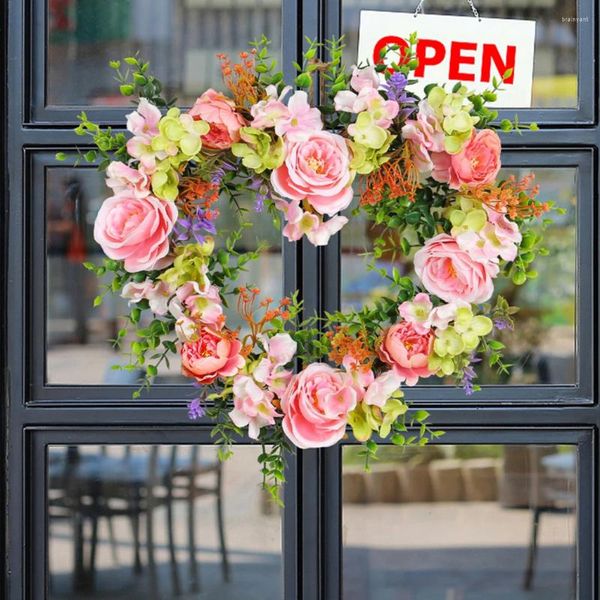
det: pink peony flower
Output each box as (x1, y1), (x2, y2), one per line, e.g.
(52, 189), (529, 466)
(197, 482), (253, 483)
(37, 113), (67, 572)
(121, 279), (172, 315)
(106, 162), (151, 198)
(363, 370), (403, 407)
(378, 322), (434, 386)
(274, 90), (323, 141)
(180, 327), (244, 384)
(271, 132), (353, 217)
(350, 65), (380, 92)
(189, 89), (246, 150)
(398, 293), (434, 335)
(93, 193), (177, 273)
(281, 363), (358, 449)
(401, 100), (445, 172)
(414, 233), (499, 304)
(433, 129), (501, 189)
(229, 374), (279, 439)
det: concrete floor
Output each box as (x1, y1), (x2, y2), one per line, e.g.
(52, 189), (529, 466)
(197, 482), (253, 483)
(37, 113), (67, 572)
(48, 447), (576, 600)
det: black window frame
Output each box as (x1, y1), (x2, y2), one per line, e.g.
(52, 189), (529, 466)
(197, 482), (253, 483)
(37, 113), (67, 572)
(3, 0), (600, 599)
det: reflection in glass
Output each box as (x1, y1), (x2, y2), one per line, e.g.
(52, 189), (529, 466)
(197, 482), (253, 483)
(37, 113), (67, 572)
(46, 167), (282, 385)
(47, 0), (282, 106)
(48, 445), (282, 599)
(341, 167), (577, 385)
(343, 444), (577, 599)
(342, 0), (578, 108)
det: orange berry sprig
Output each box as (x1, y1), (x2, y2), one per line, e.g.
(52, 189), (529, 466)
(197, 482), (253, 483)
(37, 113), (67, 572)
(237, 286), (292, 353)
(217, 49), (260, 109)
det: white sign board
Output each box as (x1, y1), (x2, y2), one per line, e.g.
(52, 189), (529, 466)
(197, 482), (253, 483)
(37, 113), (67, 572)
(357, 11), (536, 107)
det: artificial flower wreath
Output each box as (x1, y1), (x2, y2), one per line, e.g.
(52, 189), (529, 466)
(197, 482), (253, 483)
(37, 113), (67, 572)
(65, 36), (553, 500)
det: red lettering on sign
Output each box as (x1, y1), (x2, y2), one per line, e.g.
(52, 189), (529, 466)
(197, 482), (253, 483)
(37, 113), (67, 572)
(372, 35), (410, 71)
(448, 41), (477, 81)
(372, 37), (518, 85)
(414, 39), (446, 77)
(481, 44), (516, 83)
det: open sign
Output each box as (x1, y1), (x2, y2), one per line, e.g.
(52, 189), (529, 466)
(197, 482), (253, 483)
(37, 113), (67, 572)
(358, 11), (536, 108)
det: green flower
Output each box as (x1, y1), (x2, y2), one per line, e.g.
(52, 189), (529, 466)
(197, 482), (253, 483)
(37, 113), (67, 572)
(348, 395), (407, 442)
(447, 196), (487, 235)
(152, 107), (210, 167)
(427, 85), (479, 154)
(159, 240), (214, 288)
(231, 127), (285, 173)
(151, 162), (180, 202)
(348, 112), (389, 150)
(453, 307), (493, 351)
(348, 134), (394, 175)
(433, 327), (465, 358)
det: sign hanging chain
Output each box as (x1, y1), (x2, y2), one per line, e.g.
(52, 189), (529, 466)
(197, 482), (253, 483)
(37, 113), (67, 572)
(413, 0), (481, 21)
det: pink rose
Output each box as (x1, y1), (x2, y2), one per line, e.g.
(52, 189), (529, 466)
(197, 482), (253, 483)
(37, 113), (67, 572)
(401, 100), (445, 172)
(350, 65), (380, 92)
(93, 193), (177, 273)
(434, 129), (501, 189)
(271, 132), (353, 217)
(180, 327), (244, 384)
(378, 322), (434, 386)
(281, 363), (358, 449)
(414, 233), (499, 304)
(106, 161), (151, 198)
(229, 374), (279, 439)
(189, 89), (246, 150)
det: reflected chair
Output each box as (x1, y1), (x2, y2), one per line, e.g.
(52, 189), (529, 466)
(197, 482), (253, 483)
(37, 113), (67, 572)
(48, 445), (228, 597)
(499, 445), (577, 591)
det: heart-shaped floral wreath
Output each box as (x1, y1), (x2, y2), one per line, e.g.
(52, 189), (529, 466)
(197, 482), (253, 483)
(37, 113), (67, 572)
(65, 36), (554, 500)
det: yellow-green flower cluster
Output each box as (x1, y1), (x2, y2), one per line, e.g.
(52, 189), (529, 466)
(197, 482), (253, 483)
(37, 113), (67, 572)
(428, 306), (493, 376)
(159, 239), (214, 288)
(348, 394), (407, 442)
(151, 108), (210, 201)
(231, 127), (285, 173)
(427, 85), (479, 154)
(446, 196), (487, 236)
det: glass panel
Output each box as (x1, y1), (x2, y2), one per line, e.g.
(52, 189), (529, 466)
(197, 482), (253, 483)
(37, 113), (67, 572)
(48, 445), (282, 599)
(46, 166), (282, 385)
(343, 444), (577, 599)
(341, 0), (579, 108)
(341, 167), (577, 386)
(47, 0), (282, 107)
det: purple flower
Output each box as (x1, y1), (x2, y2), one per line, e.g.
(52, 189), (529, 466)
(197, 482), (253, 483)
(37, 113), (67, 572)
(187, 397), (205, 420)
(383, 72), (416, 119)
(211, 161), (236, 186)
(174, 208), (217, 245)
(461, 354), (481, 396)
(249, 176), (271, 212)
(493, 317), (513, 331)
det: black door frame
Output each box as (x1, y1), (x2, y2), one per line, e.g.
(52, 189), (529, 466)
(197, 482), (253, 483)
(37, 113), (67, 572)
(3, 0), (600, 598)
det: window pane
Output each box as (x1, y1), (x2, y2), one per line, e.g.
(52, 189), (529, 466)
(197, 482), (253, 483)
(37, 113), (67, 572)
(48, 445), (282, 599)
(46, 166), (282, 385)
(341, 167), (577, 386)
(343, 444), (577, 599)
(341, 0), (578, 108)
(47, 0), (282, 106)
